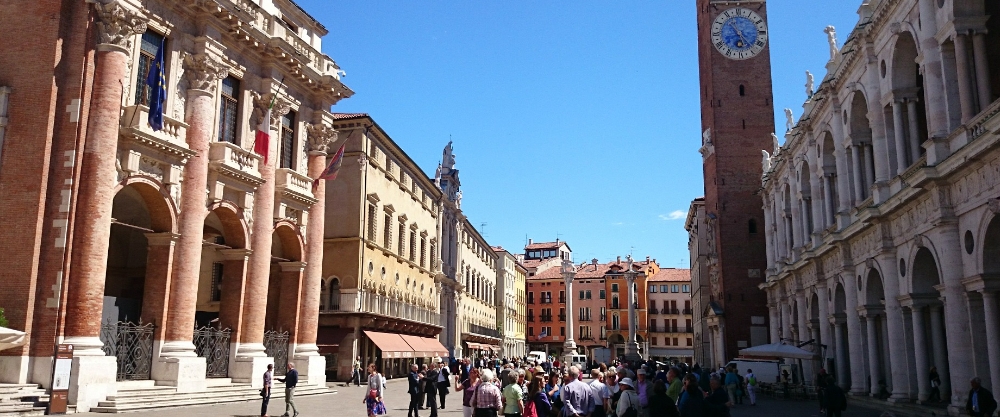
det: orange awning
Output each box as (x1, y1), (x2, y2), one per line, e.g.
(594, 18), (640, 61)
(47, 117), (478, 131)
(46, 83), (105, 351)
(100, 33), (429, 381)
(423, 337), (450, 358)
(401, 335), (431, 357)
(364, 330), (414, 359)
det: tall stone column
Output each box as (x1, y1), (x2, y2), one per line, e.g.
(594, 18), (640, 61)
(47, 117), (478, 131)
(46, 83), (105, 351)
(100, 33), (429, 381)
(817, 284), (831, 360)
(780, 300), (792, 341)
(764, 200), (775, 267)
(953, 34), (976, 123)
(64, 3), (146, 411)
(561, 260), (578, 363)
(929, 304), (951, 400)
(624, 257), (640, 359)
(910, 305), (931, 402)
(865, 313), (881, 396)
(294, 122), (337, 385)
(768, 303), (780, 343)
(862, 145), (875, 193)
(832, 316), (848, 388)
(155, 45), (229, 393)
(864, 49), (892, 191)
(844, 272), (868, 395)
(891, 100), (908, 174)
(851, 145), (864, 201)
(233, 89), (289, 385)
(917, 0), (949, 138)
(905, 99), (922, 163)
(971, 32), (992, 112)
(796, 291), (813, 378)
(932, 222), (972, 412)
(823, 175), (835, 227)
(980, 291), (1000, 392)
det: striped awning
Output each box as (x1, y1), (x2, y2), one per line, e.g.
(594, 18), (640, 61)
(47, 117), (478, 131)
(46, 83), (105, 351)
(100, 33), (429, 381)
(364, 330), (414, 359)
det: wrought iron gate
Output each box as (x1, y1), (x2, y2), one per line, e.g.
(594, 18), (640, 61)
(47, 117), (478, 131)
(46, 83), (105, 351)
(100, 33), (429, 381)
(263, 330), (289, 376)
(194, 326), (231, 378)
(100, 320), (155, 381)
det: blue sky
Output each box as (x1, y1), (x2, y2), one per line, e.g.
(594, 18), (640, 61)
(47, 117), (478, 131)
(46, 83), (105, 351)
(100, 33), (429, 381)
(302, 1), (861, 268)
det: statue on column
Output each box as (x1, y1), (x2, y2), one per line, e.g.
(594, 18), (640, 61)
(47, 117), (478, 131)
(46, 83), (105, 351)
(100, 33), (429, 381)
(442, 141), (456, 170)
(761, 150), (772, 177)
(771, 132), (781, 156)
(805, 71), (815, 98)
(784, 108), (795, 132)
(824, 26), (839, 61)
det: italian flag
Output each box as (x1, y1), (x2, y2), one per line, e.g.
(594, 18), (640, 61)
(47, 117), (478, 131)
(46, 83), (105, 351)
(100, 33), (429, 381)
(254, 96), (274, 164)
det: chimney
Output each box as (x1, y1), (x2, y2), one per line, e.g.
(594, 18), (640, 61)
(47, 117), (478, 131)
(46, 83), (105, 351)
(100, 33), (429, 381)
(591, 258), (598, 267)
(646, 256), (651, 263)
(617, 256), (621, 264)
(528, 238), (533, 245)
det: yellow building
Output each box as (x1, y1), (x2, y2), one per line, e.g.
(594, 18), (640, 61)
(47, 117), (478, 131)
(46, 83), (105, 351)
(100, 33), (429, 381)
(495, 247), (528, 358)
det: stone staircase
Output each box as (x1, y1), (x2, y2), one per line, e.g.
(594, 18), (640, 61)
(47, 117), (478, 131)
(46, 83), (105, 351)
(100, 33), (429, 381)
(0, 384), (48, 417)
(849, 395), (951, 417)
(90, 379), (333, 413)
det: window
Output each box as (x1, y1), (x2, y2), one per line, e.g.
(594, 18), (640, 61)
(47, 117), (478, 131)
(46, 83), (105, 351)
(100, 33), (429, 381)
(600, 290), (606, 299)
(135, 31), (165, 106)
(682, 284), (690, 293)
(409, 230), (417, 262)
(650, 285), (657, 293)
(673, 337), (679, 346)
(739, 84), (745, 96)
(366, 204), (377, 241)
(383, 212), (392, 247)
(560, 327), (565, 336)
(672, 285), (679, 293)
(586, 290), (592, 299)
(579, 290), (585, 300)
(528, 327), (534, 336)
(210, 262), (224, 302)
(600, 307), (606, 321)
(398, 223), (406, 255)
(279, 111), (296, 168)
(559, 291), (565, 303)
(612, 283), (619, 293)
(660, 285), (668, 293)
(687, 338), (693, 346)
(749, 218), (758, 234)
(528, 293), (534, 304)
(218, 76), (240, 143)
(652, 336), (658, 346)
(419, 237), (427, 267)
(612, 296), (619, 310)
(612, 314), (620, 330)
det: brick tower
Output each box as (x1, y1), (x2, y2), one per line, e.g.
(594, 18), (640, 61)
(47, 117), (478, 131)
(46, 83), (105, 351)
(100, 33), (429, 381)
(695, 0), (773, 363)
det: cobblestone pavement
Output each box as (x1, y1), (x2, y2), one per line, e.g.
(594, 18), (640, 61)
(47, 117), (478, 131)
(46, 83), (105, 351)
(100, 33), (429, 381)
(73, 378), (888, 417)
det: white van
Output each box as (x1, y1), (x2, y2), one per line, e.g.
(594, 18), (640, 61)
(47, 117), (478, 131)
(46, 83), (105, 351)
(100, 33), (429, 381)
(568, 355), (588, 370)
(527, 351), (547, 365)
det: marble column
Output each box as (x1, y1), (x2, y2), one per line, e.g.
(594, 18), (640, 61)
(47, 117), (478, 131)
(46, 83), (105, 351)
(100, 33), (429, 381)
(981, 291), (1000, 392)
(64, 3), (146, 411)
(790, 184), (803, 248)
(933, 224), (971, 410)
(817, 285), (831, 359)
(911, 306), (931, 402)
(234, 89), (290, 384)
(891, 100), (908, 174)
(831, 105), (852, 216)
(625, 260), (640, 358)
(845, 271), (868, 395)
(833, 317), (849, 388)
(953, 34), (976, 122)
(156, 48), (229, 392)
(917, 0), (949, 138)
(796, 292), (813, 378)
(562, 261), (579, 361)
(851, 145), (864, 201)
(780, 300), (792, 341)
(905, 99), (922, 163)
(810, 172), (823, 233)
(768, 304), (780, 343)
(971, 32), (992, 112)
(862, 145), (875, 193)
(293, 122), (337, 385)
(865, 314), (881, 396)
(823, 176), (835, 227)
(764, 201), (776, 266)
(929, 305), (951, 400)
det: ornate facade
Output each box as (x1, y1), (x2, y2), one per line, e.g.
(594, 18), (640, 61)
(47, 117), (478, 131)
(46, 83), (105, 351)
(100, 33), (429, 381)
(760, 0), (1000, 413)
(0, 0), (350, 411)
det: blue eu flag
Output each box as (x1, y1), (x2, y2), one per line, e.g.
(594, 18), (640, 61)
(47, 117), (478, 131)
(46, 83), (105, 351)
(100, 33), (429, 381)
(145, 39), (166, 132)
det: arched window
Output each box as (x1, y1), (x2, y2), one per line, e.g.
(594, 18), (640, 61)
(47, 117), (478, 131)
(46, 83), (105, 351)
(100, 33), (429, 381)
(749, 219), (758, 234)
(320, 280), (328, 310)
(329, 278), (341, 310)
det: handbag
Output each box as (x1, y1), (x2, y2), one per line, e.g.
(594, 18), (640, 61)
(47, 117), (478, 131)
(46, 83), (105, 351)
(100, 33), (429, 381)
(369, 388), (379, 399)
(619, 391), (638, 417)
(259, 387), (267, 398)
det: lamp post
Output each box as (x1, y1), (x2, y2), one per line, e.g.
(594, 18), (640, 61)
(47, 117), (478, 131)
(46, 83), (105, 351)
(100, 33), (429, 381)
(624, 255), (641, 360)
(561, 260), (579, 364)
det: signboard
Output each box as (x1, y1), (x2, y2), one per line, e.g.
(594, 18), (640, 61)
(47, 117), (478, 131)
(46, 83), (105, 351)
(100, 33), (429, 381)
(48, 344), (73, 414)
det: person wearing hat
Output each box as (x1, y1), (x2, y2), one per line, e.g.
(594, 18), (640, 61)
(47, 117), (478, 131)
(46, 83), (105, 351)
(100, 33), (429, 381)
(634, 368), (653, 417)
(435, 358), (451, 410)
(616, 377), (640, 417)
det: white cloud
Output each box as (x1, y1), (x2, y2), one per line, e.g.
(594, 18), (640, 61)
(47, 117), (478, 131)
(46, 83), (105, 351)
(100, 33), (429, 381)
(659, 210), (686, 221)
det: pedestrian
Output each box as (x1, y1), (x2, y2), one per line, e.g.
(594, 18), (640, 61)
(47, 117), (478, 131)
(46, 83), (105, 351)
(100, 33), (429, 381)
(364, 363), (387, 417)
(723, 367), (738, 408)
(616, 378), (640, 417)
(677, 373), (706, 417)
(744, 369), (757, 406)
(815, 368), (828, 413)
(261, 364), (273, 417)
(436, 359), (452, 409)
(274, 362), (299, 417)
(473, 369), (503, 417)
(929, 366), (942, 403)
(823, 376), (846, 417)
(666, 367), (683, 404)
(634, 368), (653, 417)
(966, 377), (998, 417)
(420, 364), (430, 409)
(502, 371), (524, 417)
(589, 369), (610, 417)
(648, 380), (679, 417)
(425, 361), (441, 417)
(780, 369), (791, 399)
(350, 356), (362, 386)
(560, 366), (595, 417)
(735, 370), (744, 405)
(544, 372), (562, 417)
(525, 374), (551, 417)
(705, 375), (733, 417)
(409, 364), (424, 417)
(455, 367), (482, 417)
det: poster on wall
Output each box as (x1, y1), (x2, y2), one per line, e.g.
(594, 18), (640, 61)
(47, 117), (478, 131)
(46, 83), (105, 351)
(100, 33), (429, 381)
(53, 358), (72, 391)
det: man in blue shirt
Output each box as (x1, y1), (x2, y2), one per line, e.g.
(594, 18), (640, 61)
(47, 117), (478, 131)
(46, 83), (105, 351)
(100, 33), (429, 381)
(275, 362), (299, 417)
(967, 377), (997, 417)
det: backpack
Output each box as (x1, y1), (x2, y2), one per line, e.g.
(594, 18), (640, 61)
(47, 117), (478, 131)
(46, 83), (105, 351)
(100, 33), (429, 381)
(748, 375), (757, 386)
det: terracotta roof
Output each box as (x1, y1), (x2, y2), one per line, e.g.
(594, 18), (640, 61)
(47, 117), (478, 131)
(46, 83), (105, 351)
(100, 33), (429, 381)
(528, 266), (564, 280)
(522, 259), (544, 268)
(573, 262), (611, 279)
(331, 113), (369, 120)
(525, 241), (569, 250)
(648, 268), (691, 282)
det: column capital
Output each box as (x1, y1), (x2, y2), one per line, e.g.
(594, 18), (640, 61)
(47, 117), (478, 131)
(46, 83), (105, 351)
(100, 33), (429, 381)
(306, 123), (339, 154)
(182, 52), (229, 95)
(93, 1), (147, 54)
(251, 92), (291, 128)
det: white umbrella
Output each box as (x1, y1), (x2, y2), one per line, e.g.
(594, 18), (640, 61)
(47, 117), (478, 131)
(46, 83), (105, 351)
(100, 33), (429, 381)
(0, 327), (26, 352)
(738, 342), (815, 360)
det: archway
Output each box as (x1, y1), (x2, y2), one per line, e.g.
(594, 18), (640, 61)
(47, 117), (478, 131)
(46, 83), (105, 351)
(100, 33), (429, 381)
(799, 161), (814, 238)
(864, 269), (890, 393)
(195, 204), (249, 327)
(833, 282), (850, 387)
(909, 246), (949, 400)
(263, 223), (304, 375)
(849, 92), (874, 202)
(820, 132), (839, 227)
(890, 31), (927, 171)
(984, 215), (1000, 275)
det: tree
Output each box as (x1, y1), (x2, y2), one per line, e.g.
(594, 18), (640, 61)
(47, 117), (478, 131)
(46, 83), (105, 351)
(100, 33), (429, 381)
(0, 308), (8, 328)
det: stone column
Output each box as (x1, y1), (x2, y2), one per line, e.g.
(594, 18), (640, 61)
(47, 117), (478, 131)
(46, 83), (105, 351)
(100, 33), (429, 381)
(953, 34), (976, 122)
(929, 304), (951, 400)
(833, 316), (849, 388)
(905, 99), (922, 164)
(624, 260), (640, 359)
(293, 122), (337, 385)
(817, 285), (832, 360)
(768, 303), (780, 343)
(845, 273), (868, 395)
(980, 291), (1000, 393)
(971, 32), (992, 112)
(831, 104), (852, 215)
(891, 100), (909, 174)
(917, 0), (949, 138)
(851, 145), (864, 201)
(796, 291), (813, 378)
(823, 176), (835, 227)
(862, 145), (875, 194)
(932, 223), (971, 411)
(65, 3), (146, 411)
(140, 233), (180, 344)
(561, 261), (578, 362)
(865, 314), (881, 396)
(780, 300), (792, 341)
(790, 182), (803, 248)
(155, 45), (229, 392)
(218, 249), (252, 340)
(764, 200), (776, 266)
(233, 89), (289, 384)
(910, 306), (931, 402)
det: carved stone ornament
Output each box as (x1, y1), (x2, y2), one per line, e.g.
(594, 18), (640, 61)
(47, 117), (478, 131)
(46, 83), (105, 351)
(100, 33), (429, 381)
(988, 198), (1000, 215)
(93, 1), (148, 52)
(251, 92), (291, 129)
(306, 123), (338, 153)
(182, 53), (229, 93)
(824, 25), (839, 61)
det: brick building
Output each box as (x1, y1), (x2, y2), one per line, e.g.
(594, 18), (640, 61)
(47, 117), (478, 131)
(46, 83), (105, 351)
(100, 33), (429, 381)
(604, 257), (652, 360)
(646, 268), (694, 364)
(0, 0), (350, 411)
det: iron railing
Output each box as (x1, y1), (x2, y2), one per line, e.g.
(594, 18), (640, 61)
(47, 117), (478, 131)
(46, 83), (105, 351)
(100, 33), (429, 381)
(194, 326), (232, 378)
(100, 320), (155, 381)
(264, 330), (290, 376)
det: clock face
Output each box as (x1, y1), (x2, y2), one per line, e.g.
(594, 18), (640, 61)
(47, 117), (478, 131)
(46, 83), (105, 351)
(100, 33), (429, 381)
(711, 8), (768, 60)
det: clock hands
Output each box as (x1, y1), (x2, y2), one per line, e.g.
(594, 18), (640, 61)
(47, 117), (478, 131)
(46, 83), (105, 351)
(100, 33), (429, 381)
(727, 20), (750, 48)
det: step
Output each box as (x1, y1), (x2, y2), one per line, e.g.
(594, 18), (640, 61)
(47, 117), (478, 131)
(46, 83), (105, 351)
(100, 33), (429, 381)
(92, 390), (334, 413)
(92, 384), (333, 413)
(0, 406), (45, 417)
(204, 378), (233, 387)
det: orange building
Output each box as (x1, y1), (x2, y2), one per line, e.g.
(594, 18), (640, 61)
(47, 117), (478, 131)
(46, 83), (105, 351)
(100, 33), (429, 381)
(604, 257), (656, 360)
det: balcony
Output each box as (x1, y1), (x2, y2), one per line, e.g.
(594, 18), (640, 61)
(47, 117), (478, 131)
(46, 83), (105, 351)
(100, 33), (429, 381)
(579, 317), (592, 322)
(275, 167), (317, 206)
(559, 295), (566, 303)
(682, 308), (693, 315)
(540, 315), (553, 323)
(558, 314), (566, 322)
(208, 141), (263, 187)
(649, 308), (659, 314)
(600, 315), (607, 321)
(467, 324), (501, 339)
(527, 315), (535, 323)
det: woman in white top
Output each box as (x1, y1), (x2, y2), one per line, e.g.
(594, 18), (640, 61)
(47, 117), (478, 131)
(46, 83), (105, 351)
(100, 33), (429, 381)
(364, 363), (386, 417)
(616, 378), (639, 417)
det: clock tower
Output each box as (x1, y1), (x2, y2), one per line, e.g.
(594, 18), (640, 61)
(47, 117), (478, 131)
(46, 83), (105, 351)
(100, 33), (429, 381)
(696, 0), (774, 362)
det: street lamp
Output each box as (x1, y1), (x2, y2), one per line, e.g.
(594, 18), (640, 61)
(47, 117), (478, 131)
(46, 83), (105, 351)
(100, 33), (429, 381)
(624, 255), (642, 360)
(560, 260), (579, 364)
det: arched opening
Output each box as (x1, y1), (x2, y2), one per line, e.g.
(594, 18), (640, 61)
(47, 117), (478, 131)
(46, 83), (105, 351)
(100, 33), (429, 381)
(864, 269), (891, 392)
(890, 32), (928, 171)
(833, 282), (850, 387)
(799, 162), (814, 238)
(984, 215), (1000, 275)
(911, 247), (941, 293)
(908, 245), (949, 400)
(105, 186), (154, 323)
(739, 84), (745, 96)
(820, 132), (839, 227)
(264, 224), (304, 332)
(849, 92), (874, 202)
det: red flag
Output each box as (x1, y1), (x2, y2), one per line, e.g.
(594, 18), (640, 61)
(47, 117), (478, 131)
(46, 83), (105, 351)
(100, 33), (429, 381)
(312, 143), (346, 191)
(254, 105), (272, 164)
